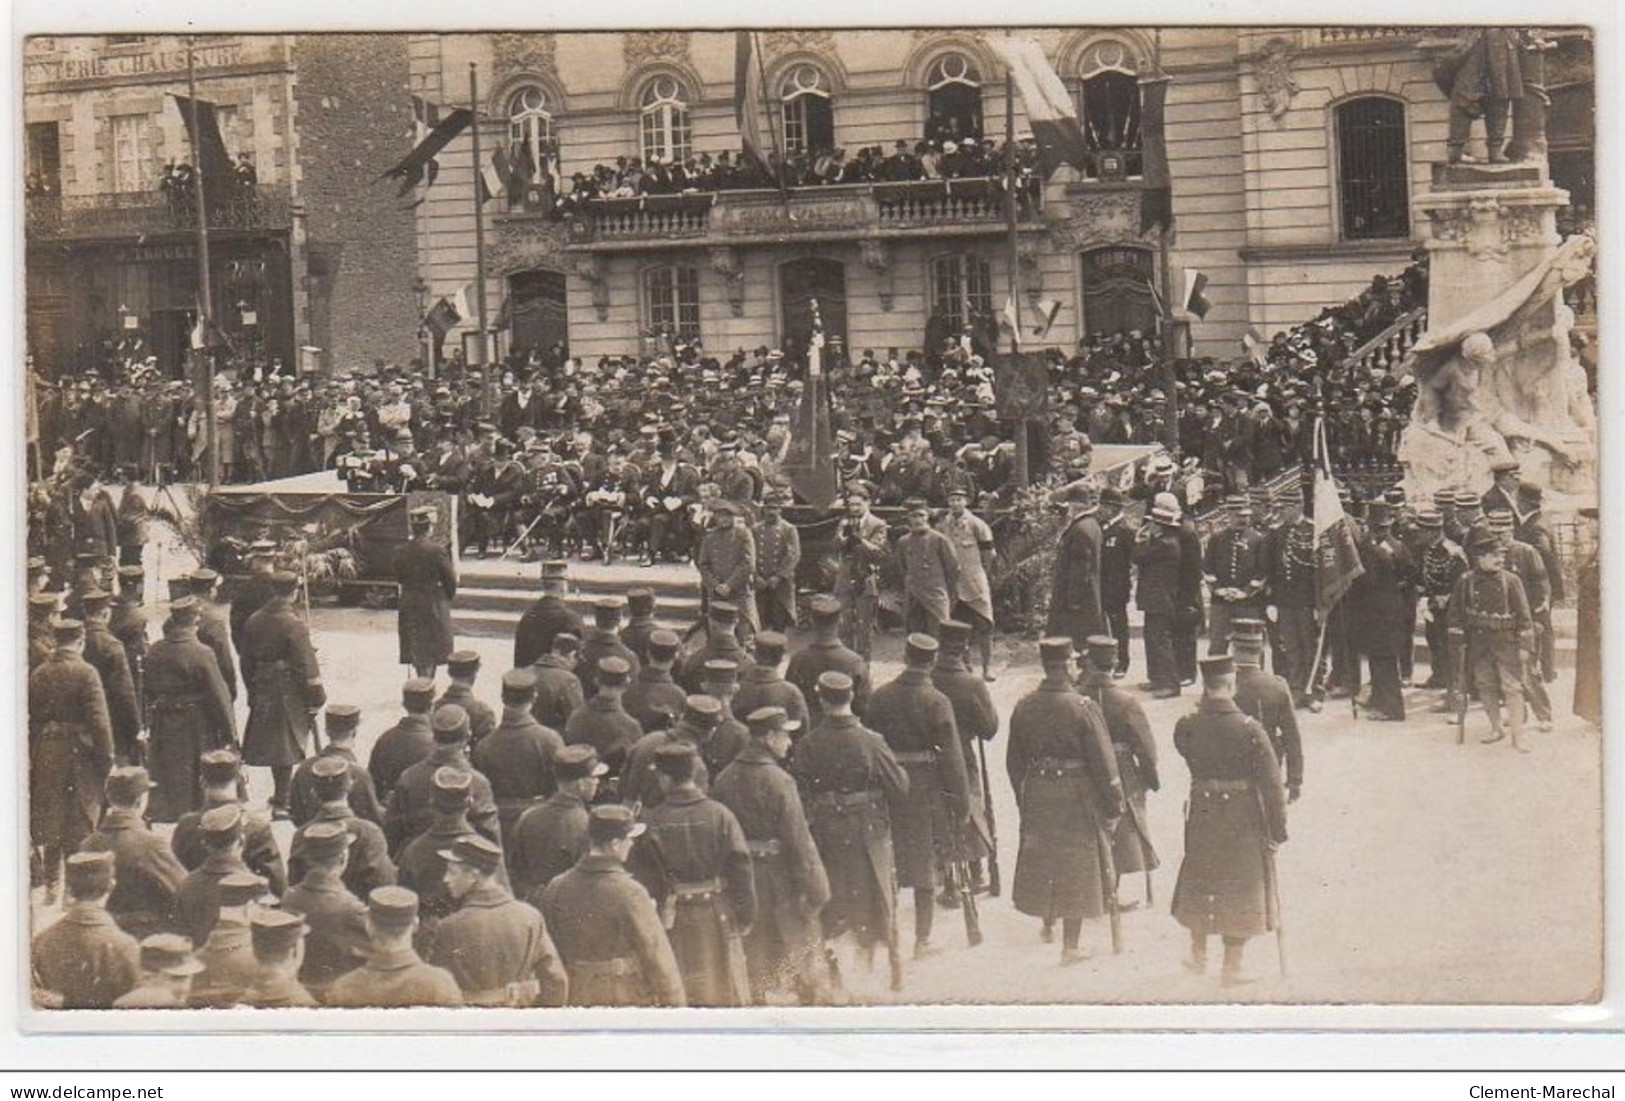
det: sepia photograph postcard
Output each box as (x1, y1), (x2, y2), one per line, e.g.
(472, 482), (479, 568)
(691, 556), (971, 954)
(6, 0), (1619, 1063)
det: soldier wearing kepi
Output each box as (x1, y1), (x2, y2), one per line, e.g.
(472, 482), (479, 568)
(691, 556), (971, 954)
(834, 487), (889, 662)
(1448, 529), (1536, 752)
(867, 633), (971, 958)
(1203, 498), (1267, 655)
(753, 493), (801, 634)
(697, 499), (759, 636)
(528, 633), (587, 733)
(80, 588), (142, 765)
(786, 594), (872, 729)
(621, 695), (722, 810)
(186, 570), (239, 703)
(508, 746), (607, 902)
(1484, 508), (1554, 731)
(30, 618), (114, 901)
(1006, 638), (1124, 965)
(1414, 510), (1469, 710)
(474, 669), (566, 840)
(240, 569), (326, 817)
(384, 704), (501, 855)
(279, 820), (371, 1001)
(1230, 621), (1304, 805)
(81, 765), (189, 940)
(793, 671), (909, 991)
(367, 679), (438, 807)
(539, 804), (686, 1007)
(578, 598), (642, 699)
(731, 631), (810, 733)
(436, 650), (497, 749)
(395, 505), (458, 679)
(513, 560), (585, 670)
(1046, 481), (1106, 655)
(286, 755), (396, 902)
(428, 834), (569, 1007)
(172, 748), (288, 898)
(31, 851), (139, 1009)
(931, 620), (999, 897)
(144, 596), (237, 822)
(713, 707), (831, 1004)
(228, 541), (280, 660)
(1079, 635), (1160, 905)
(1171, 655), (1289, 987)
(620, 588), (661, 665)
(623, 629), (690, 734)
(564, 656), (643, 782)
(239, 907), (316, 1008)
(630, 743), (757, 1006)
(188, 872), (269, 1008)
(111, 565), (149, 714)
(324, 887), (465, 1008)
(113, 934), (207, 1009)
(396, 767), (491, 939)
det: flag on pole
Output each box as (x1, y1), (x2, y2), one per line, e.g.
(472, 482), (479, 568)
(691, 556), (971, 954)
(1182, 269), (1211, 319)
(1312, 418), (1365, 617)
(425, 297), (461, 338)
(381, 103), (473, 198)
(169, 94), (235, 203)
(1031, 297), (1062, 338)
(452, 283), (475, 330)
(479, 144), (508, 205)
(989, 36), (1089, 178)
(1000, 296), (1023, 350)
(784, 302), (838, 511)
(1139, 75), (1174, 234)
(189, 310), (225, 351)
(734, 32), (772, 178)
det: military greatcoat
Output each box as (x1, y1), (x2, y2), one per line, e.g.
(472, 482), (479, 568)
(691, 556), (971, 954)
(81, 807), (188, 940)
(84, 621), (142, 763)
(29, 650), (114, 858)
(508, 790), (592, 902)
(394, 533), (458, 669)
(142, 622), (237, 822)
(239, 596), (325, 768)
(1079, 675), (1160, 876)
(325, 944), (465, 1008)
(539, 852), (687, 1007)
(1047, 511), (1106, 645)
(31, 905), (140, 1009)
(512, 594), (584, 671)
(864, 668), (970, 889)
(428, 881), (569, 1007)
(931, 653), (999, 863)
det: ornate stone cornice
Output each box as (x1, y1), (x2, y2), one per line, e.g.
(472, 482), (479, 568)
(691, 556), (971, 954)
(491, 33), (557, 81)
(1044, 190), (1151, 253)
(489, 219), (571, 277)
(762, 30), (836, 60)
(623, 31), (691, 70)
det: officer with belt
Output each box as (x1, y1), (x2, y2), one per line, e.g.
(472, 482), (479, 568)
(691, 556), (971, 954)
(1414, 509), (1469, 711)
(1229, 620), (1303, 804)
(1447, 529), (1535, 752)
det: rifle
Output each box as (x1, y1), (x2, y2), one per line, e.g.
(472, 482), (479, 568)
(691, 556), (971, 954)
(949, 838), (983, 948)
(1095, 814), (1123, 954)
(1262, 839), (1288, 978)
(975, 737), (1001, 897)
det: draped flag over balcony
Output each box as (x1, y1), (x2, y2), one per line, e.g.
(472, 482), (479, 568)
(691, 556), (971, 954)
(734, 32), (772, 178)
(1139, 75), (1173, 234)
(381, 99), (473, 199)
(989, 36), (1088, 178)
(169, 94), (236, 204)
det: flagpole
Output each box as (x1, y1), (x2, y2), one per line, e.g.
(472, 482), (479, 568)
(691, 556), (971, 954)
(187, 37), (219, 488)
(1154, 28), (1179, 458)
(1003, 35), (1029, 491)
(470, 62), (492, 415)
(753, 33), (788, 199)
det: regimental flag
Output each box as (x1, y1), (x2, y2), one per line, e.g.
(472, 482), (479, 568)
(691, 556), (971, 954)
(990, 36), (1089, 178)
(1183, 269), (1211, 320)
(189, 308), (226, 351)
(1001, 296), (1023, 350)
(452, 282), (475, 330)
(381, 101), (473, 198)
(734, 32), (773, 179)
(1139, 75), (1173, 234)
(784, 303), (838, 512)
(169, 94), (235, 203)
(1312, 417), (1365, 617)
(479, 143), (509, 205)
(1031, 297), (1062, 338)
(425, 296), (461, 338)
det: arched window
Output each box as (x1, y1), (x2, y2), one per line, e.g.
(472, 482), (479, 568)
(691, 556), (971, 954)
(1079, 71), (1142, 179)
(643, 264), (701, 344)
(925, 53), (983, 144)
(780, 64), (834, 156)
(1335, 96), (1410, 240)
(507, 85), (556, 178)
(929, 253), (993, 337)
(639, 76), (693, 165)
(1080, 246), (1157, 338)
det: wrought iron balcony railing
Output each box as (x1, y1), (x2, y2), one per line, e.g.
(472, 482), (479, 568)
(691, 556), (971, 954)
(25, 184), (293, 241)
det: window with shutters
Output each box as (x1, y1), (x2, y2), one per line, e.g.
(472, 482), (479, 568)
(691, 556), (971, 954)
(930, 253), (993, 334)
(1335, 96), (1410, 240)
(506, 85), (557, 209)
(639, 77), (692, 165)
(110, 113), (149, 193)
(780, 64), (834, 155)
(643, 265), (701, 344)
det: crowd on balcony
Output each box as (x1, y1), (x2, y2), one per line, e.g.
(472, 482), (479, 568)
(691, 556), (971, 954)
(540, 136), (1044, 220)
(158, 154), (259, 214)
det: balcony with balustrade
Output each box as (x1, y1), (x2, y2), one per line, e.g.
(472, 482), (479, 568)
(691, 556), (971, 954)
(25, 184), (293, 243)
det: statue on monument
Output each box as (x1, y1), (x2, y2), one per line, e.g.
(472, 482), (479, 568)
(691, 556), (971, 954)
(1434, 27), (1550, 166)
(1397, 234), (1597, 503)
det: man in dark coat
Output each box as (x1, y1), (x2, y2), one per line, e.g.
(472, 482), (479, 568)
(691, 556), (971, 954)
(508, 746), (606, 901)
(279, 820), (371, 1001)
(629, 743), (757, 1007)
(698, 501), (760, 633)
(528, 633), (587, 733)
(752, 494), (801, 633)
(1266, 506), (1321, 709)
(1171, 655), (1289, 986)
(1134, 498), (1187, 698)
(473, 670), (566, 840)
(81, 590), (143, 765)
(324, 887), (464, 1008)
(1046, 483), (1106, 648)
(512, 560), (584, 670)
(1348, 503), (1413, 721)
(730, 631), (809, 733)
(713, 707), (832, 1004)
(1516, 483), (1565, 688)
(111, 565), (149, 713)
(1006, 638), (1124, 964)
(240, 570), (326, 815)
(395, 767), (491, 940)
(368, 679), (438, 805)
(1078, 635), (1160, 905)
(435, 650), (498, 749)
(931, 621), (998, 894)
(238, 908), (319, 1009)
(30, 619), (114, 899)
(288, 704), (385, 827)
(187, 871), (266, 1008)
(620, 588), (661, 665)
(171, 748), (288, 898)
(384, 705), (501, 855)
(786, 595), (872, 730)
(539, 804), (686, 1007)
(1231, 623), (1304, 803)
(80, 766), (188, 940)
(792, 671), (909, 991)
(428, 834), (569, 1006)
(622, 629), (689, 733)
(174, 804), (257, 945)
(187, 569), (239, 703)
(228, 542), (280, 659)
(396, 506), (459, 679)
(563, 656), (644, 780)
(31, 852), (139, 1009)
(577, 598), (642, 699)
(287, 755), (396, 902)
(1203, 500), (1268, 655)
(1415, 510), (1469, 706)
(621, 695), (721, 810)
(676, 602), (754, 693)
(865, 634), (970, 958)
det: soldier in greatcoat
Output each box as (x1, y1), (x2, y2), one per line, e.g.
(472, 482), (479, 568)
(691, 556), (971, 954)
(31, 852), (139, 1009)
(384, 705), (501, 855)
(1099, 488), (1137, 678)
(27, 592), (58, 671)
(435, 650), (497, 749)
(698, 500), (760, 634)
(1448, 530), (1536, 751)
(1171, 655), (1289, 986)
(81, 589), (143, 764)
(834, 488), (889, 662)
(111, 565), (149, 711)
(1046, 482), (1106, 651)
(621, 695), (721, 810)
(428, 834), (569, 1006)
(697, 659), (751, 777)
(188, 871), (265, 1008)
(620, 588), (661, 665)
(1134, 498), (1187, 698)
(187, 569), (239, 702)
(239, 570), (326, 815)
(279, 820), (371, 1000)
(287, 756), (396, 901)
(1078, 636), (1160, 902)
(368, 679), (437, 805)
(577, 598), (642, 699)
(473, 669), (566, 840)
(1007, 638), (1124, 964)
(676, 601), (755, 692)
(30, 618), (114, 899)
(623, 629), (690, 733)
(80, 766), (188, 940)
(172, 748), (287, 897)
(288, 704), (385, 826)
(930, 621), (998, 895)
(239, 908), (318, 1009)
(940, 488), (998, 680)
(1230, 623), (1304, 804)
(396, 768), (489, 944)
(793, 671), (910, 991)
(325, 887), (465, 1008)
(512, 560), (584, 670)
(713, 707), (832, 1004)
(228, 542), (280, 659)
(895, 501), (960, 638)
(1347, 502), (1413, 721)
(1414, 510), (1469, 708)
(752, 493), (801, 633)
(628, 744), (756, 1007)
(563, 655), (645, 783)
(866, 633), (970, 957)
(731, 631), (809, 733)
(174, 804), (257, 945)
(786, 595), (872, 730)
(509, 746), (607, 901)
(395, 505), (458, 679)
(529, 632), (588, 733)
(539, 804), (687, 1007)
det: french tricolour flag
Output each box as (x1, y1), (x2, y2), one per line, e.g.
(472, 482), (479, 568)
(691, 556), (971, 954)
(990, 37), (1089, 178)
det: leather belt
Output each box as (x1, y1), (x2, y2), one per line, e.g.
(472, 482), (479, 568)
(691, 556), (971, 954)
(1030, 757), (1087, 778)
(1192, 778), (1252, 794)
(811, 790), (880, 811)
(570, 956), (635, 979)
(746, 839), (782, 858)
(463, 979), (540, 1007)
(671, 877), (725, 901)
(894, 751), (936, 765)
(151, 695), (208, 710)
